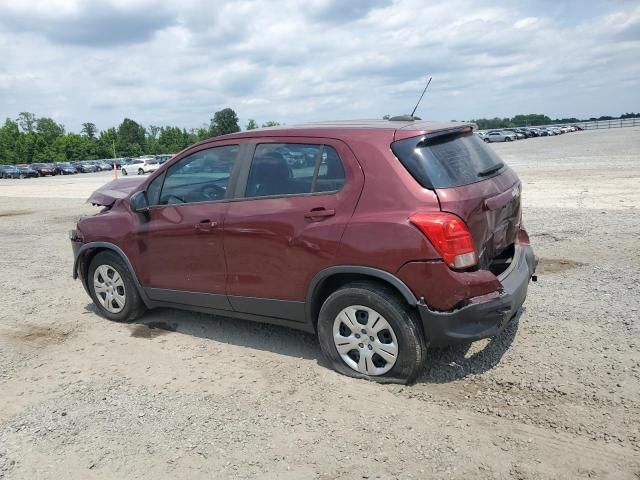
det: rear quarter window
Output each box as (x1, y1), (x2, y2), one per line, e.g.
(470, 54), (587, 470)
(391, 131), (506, 189)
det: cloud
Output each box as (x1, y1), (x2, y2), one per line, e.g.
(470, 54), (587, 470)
(0, 0), (177, 46)
(302, 0), (392, 23)
(0, 0), (638, 131)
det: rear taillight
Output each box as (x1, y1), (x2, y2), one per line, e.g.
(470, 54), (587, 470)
(410, 212), (477, 269)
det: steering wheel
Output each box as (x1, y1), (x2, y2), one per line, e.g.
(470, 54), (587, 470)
(200, 183), (226, 200)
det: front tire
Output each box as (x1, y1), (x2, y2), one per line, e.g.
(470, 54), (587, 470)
(317, 282), (426, 384)
(122, 168), (128, 175)
(88, 251), (146, 323)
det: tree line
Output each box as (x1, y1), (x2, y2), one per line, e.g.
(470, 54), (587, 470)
(468, 112), (640, 130)
(2, 108), (637, 165)
(0, 108), (280, 165)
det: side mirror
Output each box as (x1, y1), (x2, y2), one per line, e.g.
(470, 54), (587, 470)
(130, 191), (149, 214)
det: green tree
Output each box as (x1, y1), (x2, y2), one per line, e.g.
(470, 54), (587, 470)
(81, 122), (98, 140)
(116, 118), (146, 156)
(245, 119), (258, 130)
(158, 126), (186, 153)
(36, 117), (65, 143)
(62, 133), (87, 161)
(16, 112), (37, 133)
(209, 108), (240, 137)
(261, 121), (280, 128)
(97, 128), (118, 158)
(15, 131), (38, 164)
(0, 119), (20, 164)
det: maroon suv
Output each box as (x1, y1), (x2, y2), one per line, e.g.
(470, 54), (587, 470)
(71, 119), (537, 383)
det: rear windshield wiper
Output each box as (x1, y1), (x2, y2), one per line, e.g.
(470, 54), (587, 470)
(478, 162), (504, 177)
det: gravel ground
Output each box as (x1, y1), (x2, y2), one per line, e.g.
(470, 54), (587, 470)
(0, 127), (638, 479)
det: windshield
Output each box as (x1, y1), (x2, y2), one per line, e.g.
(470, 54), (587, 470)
(391, 130), (506, 189)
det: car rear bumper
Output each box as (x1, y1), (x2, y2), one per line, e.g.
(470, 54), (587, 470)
(418, 245), (537, 346)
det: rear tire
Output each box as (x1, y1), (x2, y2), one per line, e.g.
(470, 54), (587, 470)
(88, 250), (146, 323)
(483, 138), (490, 143)
(317, 282), (426, 384)
(138, 168), (144, 175)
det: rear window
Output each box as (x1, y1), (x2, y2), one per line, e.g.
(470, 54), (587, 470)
(391, 131), (506, 189)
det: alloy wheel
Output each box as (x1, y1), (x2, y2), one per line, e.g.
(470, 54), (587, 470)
(332, 305), (399, 375)
(93, 264), (126, 313)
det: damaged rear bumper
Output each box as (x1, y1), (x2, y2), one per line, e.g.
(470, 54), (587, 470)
(418, 245), (537, 346)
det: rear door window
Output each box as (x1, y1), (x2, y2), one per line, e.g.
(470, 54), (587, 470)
(391, 131), (506, 189)
(245, 143), (345, 198)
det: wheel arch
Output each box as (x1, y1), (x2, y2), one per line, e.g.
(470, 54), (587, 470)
(306, 266), (418, 331)
(73, 242), (150, 307)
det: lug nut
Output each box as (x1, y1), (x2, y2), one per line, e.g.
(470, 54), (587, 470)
(369, 336), (374, 341)
(361, 329), (366, 334)
(358, 343), (364, 348)
(355, 333), (360, 339)
(367, 345), (373, 350)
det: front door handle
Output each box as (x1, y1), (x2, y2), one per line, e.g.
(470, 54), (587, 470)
(194, 220), (218, 232)
(304, 208), (335, 220)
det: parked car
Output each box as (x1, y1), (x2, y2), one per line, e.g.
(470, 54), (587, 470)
(0, 165), (21, 179)
(31, 163), (57, 176)
(92, 161), (113, 171)
(505, 129), (526, 140)
(516, 128), (534, 138)
(71, 119), (537, 384)
(484, 130), (516, 142)
(155, 154), (173, 165)
(107, 159), (127, 170)
(55, 162), (78, 175)
(549, 127), (562, 135)
(121, 157), (159, 175)
(15, 165), (39, 178)
(72, 162), (99, 173)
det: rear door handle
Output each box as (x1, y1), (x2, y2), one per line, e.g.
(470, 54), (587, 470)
(194, 220), (218, 232)
(304, 208), (335, 220)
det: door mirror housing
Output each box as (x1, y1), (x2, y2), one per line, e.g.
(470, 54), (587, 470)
(130, 191), (149, 214)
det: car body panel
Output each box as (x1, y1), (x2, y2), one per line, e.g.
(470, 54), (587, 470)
(135, 202), (230, 302)
(224, 137), (365, 304)
(435, 168), (521, 269)
(87, 177), (147, 206)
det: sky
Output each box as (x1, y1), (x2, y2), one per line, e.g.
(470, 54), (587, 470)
(0, 0), (638, 132)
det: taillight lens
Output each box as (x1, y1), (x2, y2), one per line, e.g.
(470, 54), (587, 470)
(410, 212), (477, 269)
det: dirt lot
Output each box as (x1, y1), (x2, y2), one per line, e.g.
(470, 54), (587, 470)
(0, 128), (639, 479)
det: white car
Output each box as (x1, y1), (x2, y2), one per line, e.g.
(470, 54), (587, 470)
(121, 157), (160, 176)
(484, 130), (517, 143)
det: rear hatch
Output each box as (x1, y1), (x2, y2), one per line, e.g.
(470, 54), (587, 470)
(391, 128), (521, 269)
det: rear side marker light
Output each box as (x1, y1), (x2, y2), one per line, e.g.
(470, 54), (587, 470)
(410, 212), (477, 269)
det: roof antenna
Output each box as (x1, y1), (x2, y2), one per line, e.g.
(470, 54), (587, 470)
(388, 76), (432, 121)
(410, 76), (432, 118)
